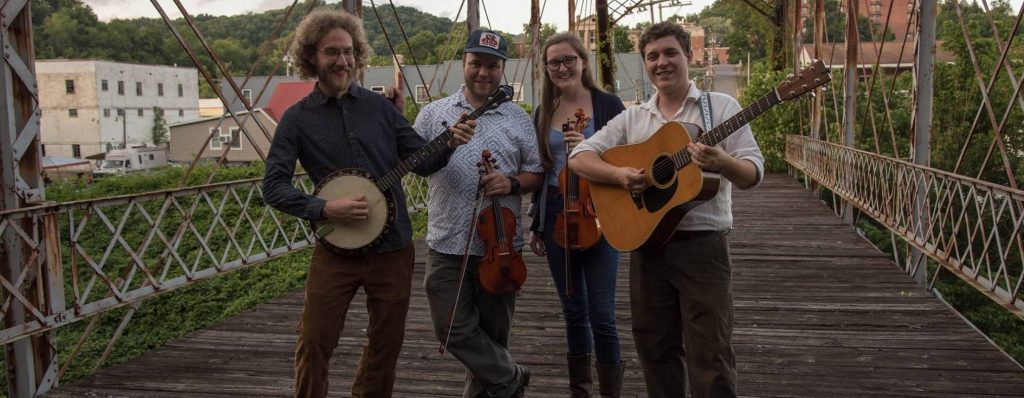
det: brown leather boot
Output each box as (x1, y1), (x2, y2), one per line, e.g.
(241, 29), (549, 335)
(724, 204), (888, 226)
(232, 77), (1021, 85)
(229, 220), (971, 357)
(567, 354), (593, 397)
(596, 361), (624, 398)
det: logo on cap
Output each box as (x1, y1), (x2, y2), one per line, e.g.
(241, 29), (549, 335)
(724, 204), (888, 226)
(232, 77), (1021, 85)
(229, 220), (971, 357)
(479, 33), (500, 50)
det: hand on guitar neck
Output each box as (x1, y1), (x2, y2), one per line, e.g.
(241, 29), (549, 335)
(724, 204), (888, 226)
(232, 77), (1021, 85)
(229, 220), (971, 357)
(686, 141), (759, 189)
(323, 195), (369, 224)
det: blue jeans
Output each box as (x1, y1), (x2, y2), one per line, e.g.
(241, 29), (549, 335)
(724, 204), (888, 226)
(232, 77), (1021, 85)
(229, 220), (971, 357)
(542, 190), (622, 366)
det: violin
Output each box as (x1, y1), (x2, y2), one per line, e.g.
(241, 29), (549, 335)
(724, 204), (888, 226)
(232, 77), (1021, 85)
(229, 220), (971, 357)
(553, 109), (601, 296)
(476, 150), (528, 295)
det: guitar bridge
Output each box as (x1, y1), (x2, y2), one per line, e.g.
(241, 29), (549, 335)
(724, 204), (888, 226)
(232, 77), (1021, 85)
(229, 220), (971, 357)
(630, 192), (644, 210)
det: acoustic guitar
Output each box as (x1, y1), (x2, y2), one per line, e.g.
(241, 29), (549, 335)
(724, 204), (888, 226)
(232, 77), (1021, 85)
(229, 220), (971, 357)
(312, 85), (514, 255)
(590, 60), (830, 251)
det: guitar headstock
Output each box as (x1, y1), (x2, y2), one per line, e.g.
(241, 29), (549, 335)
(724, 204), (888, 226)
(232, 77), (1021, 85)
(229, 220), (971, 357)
(776, 59), (831, 101)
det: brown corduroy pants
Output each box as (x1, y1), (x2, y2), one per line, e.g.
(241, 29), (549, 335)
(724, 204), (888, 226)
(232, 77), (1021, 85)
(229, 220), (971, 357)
(293, 243), (415, 398)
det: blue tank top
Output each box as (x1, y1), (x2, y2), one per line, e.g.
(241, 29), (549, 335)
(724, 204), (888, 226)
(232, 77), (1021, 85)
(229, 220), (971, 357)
(547, 118), (595, 187)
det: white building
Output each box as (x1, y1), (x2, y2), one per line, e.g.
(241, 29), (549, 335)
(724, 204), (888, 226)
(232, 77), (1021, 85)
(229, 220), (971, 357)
(37, 60), (199, 159)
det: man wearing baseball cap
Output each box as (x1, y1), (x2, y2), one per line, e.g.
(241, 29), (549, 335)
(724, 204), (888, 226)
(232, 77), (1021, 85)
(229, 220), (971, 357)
(421, 28), (543, 398)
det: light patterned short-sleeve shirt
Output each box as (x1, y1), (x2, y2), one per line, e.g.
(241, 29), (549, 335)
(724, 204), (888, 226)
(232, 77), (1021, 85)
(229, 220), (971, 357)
(414, 87), (543, 256)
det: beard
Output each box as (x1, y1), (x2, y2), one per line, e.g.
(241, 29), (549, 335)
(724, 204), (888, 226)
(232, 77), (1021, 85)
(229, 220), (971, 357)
(317, 66), (355, 96)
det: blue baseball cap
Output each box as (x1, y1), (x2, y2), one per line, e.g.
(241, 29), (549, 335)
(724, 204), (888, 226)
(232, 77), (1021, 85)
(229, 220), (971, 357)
(465, 29), (508, 60)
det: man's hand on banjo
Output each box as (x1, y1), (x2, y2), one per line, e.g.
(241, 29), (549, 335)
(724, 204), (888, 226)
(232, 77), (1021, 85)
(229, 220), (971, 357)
(323, 195), (369, 224)
(448, 115), (476, 149)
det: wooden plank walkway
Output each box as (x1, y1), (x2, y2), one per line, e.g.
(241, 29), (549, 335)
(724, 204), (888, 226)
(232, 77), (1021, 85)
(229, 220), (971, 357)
(44, 174), (1024, 397)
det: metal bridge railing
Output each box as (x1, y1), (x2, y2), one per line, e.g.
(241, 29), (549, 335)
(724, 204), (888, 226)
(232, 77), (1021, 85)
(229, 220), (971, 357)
(0, 174), (429, 346)
(787, 135), (1024, 319)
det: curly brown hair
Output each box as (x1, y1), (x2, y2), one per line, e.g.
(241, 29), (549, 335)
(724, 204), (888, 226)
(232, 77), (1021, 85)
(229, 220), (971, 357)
(289, 9), (370, 80)
(638, 21), (692, 60)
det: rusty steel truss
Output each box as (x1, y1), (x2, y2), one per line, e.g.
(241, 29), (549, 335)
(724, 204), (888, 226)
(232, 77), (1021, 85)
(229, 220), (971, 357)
(788, 135), (1024, 318)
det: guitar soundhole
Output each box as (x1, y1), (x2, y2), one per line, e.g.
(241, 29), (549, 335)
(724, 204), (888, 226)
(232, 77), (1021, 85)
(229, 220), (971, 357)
(651, 155), (676, 186)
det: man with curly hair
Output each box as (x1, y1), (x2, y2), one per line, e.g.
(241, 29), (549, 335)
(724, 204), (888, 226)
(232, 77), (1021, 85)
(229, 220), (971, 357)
(262, 8), (476, 398)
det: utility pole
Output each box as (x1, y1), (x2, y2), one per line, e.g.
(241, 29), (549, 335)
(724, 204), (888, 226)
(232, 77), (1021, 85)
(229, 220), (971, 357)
(467, 0), (480, 32)
(911, 0), (936, 286)
(531, 0), (542, 106)
(569, 0), (576, 32)
(596, 0), (616, 92)
(842, 0), (859, 225)
(341, 0), (361, 16)
(119, 109), (127, 148)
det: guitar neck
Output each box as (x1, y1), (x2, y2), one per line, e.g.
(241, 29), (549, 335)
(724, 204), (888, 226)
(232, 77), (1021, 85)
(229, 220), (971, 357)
(676, 90), (780, 168)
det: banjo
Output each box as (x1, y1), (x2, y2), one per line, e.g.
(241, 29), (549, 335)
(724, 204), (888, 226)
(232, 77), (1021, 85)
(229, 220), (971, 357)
(312, 84), (514, 255)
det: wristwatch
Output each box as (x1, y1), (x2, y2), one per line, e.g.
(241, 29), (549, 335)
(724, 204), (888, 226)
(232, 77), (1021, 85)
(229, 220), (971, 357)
(508, 176), (521, 195)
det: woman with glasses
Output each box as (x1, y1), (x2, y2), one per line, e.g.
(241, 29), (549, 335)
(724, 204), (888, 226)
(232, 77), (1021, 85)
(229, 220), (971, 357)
(527, 32), (626, 398)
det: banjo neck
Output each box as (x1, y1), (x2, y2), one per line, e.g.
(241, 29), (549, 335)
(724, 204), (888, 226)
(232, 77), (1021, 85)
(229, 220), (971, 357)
(375, 85), (514, 192)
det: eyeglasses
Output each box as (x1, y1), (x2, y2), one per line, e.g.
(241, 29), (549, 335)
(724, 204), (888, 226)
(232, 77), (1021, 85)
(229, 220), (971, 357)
(320, 47), (357, 61)
(544, 56), (578, 71)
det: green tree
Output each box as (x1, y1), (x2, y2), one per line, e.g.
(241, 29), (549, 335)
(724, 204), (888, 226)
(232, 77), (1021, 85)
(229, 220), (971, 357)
(151, 107), (168, 146)
(36, 3), (102, 59)
(613, 25), (634, 53)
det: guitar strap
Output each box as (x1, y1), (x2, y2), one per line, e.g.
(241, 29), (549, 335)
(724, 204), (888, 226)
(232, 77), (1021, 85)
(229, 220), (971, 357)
(698, 91), (714, 138)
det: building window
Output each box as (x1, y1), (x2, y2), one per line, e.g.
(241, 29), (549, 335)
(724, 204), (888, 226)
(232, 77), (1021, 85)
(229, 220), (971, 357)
(101, 79), (109, 91)
(138, 109), (144, 117)
(104, 109), (110, 117)
(149, 154), (154, 160)
(66, 79), (75, 94)
(69, 109), (78, 117)
(511, 82), (524, 102)
(178, 83), (184, 97)
(210, 127), (223, 150)
(242, 89), (253, 107)
(117, 108), (125, 117)
(118, 80), (125, 95)
(41, 145), (46, 157)
(136, 82), (142, 96)
(178, 109), (184, 117)
(72, 144), (81, 158)
(228, 127), (242, 149)
(158, 83), (164, 96)
(415, 85), (430, 103)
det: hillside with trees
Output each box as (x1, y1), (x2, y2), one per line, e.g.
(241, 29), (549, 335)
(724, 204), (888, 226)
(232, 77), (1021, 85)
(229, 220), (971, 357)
(31, 0), (511, 92)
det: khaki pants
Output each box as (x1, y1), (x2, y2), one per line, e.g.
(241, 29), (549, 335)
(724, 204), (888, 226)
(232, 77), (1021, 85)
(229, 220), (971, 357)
(294, 243), (415, 398)
(423, 249), (525, 398)
(631, 231), (737, 398)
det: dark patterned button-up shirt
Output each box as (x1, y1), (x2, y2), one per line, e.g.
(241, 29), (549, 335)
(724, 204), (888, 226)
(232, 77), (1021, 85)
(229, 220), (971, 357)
(262, 84), (452, 253)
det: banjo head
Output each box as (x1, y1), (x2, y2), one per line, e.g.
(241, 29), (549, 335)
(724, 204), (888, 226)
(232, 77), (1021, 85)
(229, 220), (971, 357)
(312, 169), (396, 255)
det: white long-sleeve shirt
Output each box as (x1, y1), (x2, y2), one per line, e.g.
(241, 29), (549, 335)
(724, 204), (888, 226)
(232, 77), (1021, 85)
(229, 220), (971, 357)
(570, 81), (765, 232)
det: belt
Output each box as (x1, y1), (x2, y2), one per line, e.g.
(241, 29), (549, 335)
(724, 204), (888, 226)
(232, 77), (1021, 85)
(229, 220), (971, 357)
(669, 230), (719, 241)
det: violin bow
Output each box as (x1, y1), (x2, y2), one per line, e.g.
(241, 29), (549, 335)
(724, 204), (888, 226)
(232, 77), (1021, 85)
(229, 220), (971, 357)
(438, 161), (487, 354)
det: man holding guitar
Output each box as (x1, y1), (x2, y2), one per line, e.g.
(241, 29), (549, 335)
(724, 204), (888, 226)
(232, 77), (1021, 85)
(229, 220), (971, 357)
(261, 9), (476, 398)
(418, 29), (543, 398)
(569, 22), (765, 398)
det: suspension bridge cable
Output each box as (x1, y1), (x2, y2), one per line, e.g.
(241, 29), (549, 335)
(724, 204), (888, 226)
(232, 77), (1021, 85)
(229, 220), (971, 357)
(427, 0), (467, 94)
(387, 0), (435, 103)
(370, 0), (422, 112)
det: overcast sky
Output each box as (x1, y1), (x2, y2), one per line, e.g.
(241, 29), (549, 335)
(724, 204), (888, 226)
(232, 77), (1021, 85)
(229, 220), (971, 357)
(81, 0), (716, 33)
